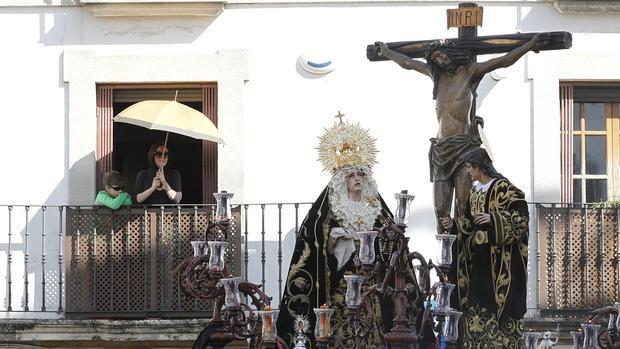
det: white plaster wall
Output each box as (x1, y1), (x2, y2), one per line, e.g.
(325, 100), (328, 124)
(0, 10), (74, 205)
(1, 0), (620, 316)
(0, 10), (74, 316)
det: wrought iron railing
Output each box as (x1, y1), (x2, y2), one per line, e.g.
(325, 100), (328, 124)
(3, 201), (616, 320)
(0, 203), (312, 318)
(65, 205), (238, 317)
(0, 205), (66, 314)
(537, 203), (620, 317)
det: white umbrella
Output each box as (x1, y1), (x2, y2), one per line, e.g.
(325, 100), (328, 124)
(114, 99), (225, 147)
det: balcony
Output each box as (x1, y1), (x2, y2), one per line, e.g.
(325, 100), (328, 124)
(537, 203), (620, 317)
(1, 202), (618, 346)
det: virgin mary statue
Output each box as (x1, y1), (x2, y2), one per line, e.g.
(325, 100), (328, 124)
(276, 117), (434, 348)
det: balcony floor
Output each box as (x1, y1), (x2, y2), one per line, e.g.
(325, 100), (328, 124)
(0, 317), (588, 348)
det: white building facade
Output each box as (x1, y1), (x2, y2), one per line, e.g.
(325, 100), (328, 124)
(1, 0), (620, 345)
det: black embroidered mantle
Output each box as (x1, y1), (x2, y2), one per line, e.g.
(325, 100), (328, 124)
(451, 178), (529, 348)
(276, 187), (435, 348)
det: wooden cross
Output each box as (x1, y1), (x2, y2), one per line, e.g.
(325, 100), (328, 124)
(366, 2), (573, 232)
(367, 2), (571, 138)
(367, 3), (571, 62)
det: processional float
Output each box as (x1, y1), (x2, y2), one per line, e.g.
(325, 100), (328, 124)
(178, 190), (463, 349)
(316, 190), (463, 349)
(177, 191), (280, 349)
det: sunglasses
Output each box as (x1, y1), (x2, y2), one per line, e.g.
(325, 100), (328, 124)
(154, 151), (169, 158)
(111, 186), (124, 191)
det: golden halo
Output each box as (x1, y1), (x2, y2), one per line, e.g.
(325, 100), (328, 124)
(317, 120), (377, 174)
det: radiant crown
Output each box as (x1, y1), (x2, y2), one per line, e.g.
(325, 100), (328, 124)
(317, 113), (378, 174)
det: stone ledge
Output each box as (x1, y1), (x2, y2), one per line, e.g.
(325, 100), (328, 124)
(0, 0), (551, 7)
(0, 317), (593, 348)
(1, 319), (207, 344)
(524, 317), (586, 345)
(553, 0), (620, 14)
(79, 0), (221, 2)
(78, 0), (226, 17)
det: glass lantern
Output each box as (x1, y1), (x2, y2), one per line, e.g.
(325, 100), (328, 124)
(614, 302), (620, 331)
(207, 241), (229, 272)
(213, 191), (234, 222)
(581, 323), (601, 349)
(394, 190), (415, 225)
(413, 264), (430, 293)
(260, 307), (279, 340)
(609, 305), (619, 333)
(191, 240), (207, 257)
(313, 307), (334, 339)
(524, 331), (542, 349)
(217, 276), (241, 308)
(356, 231), (378, 265)
(436, 233), (457, 267)
(344, 275), (366, 308)
(434, 282), (455, 315)
(570, 330), (583, 349)
(442, 309), (462, 343)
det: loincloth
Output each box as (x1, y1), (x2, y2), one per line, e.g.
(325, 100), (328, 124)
(429, 134), (481, 182)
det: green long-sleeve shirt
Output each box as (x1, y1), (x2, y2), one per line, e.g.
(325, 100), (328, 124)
(95, 191), (133, 210)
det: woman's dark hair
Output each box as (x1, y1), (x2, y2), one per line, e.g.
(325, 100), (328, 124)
(103, 170), (125, 187)
(147, 142), (168, 168)
(462, 147), (504, 179)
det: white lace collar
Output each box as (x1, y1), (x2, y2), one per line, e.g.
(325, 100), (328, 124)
(474, 178), (497, 193)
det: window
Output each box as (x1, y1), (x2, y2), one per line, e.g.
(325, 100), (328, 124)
(561, 85), (620, 203)
(96, 84), (219, 204)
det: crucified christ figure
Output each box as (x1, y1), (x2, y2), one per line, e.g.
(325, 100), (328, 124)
(375, 32), (549, 233)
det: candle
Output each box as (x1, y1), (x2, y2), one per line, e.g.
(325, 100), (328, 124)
(319, 304), (329, 336)
(263, 305), (273, 335)
(398, 190), (408, 221)
(313, 306), (334, 339)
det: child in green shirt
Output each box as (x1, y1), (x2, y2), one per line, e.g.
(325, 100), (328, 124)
(95, 170), (133, 209)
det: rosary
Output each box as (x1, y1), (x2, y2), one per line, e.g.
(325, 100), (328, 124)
(378, 236), (395, 264)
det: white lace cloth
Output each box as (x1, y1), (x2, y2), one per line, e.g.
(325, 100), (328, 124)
(327, 166), (382, 270)
(329, 227), (357, 271)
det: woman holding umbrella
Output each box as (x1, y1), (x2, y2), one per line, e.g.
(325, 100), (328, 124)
(134, 142), (183, 205)
(115, 96), (223, 204)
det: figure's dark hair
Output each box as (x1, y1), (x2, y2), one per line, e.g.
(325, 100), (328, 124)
(462, 147), (504, 179)
(103, 170), (125, 188)
(424, 40), (472, 99)
(147, 142), (168, 168)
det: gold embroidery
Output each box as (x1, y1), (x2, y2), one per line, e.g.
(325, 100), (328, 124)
(469, 313), (484, 333)
(463, 306), (524, 349)
(474, 230), (487, 245)
(289, 243), (311, 277)
(457, 179), (529, 335)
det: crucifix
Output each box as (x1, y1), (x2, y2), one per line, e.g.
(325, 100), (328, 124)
(335, 110), (345, 123)
(367, 2), (571, 233)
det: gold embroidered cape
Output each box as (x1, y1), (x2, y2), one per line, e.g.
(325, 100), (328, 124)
(451, 178), (529, 348)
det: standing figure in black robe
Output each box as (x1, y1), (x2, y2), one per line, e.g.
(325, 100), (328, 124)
(441, 148), (529, 349)
(276, 119), (434, 349)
